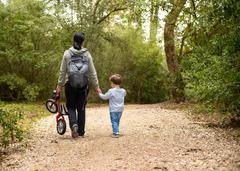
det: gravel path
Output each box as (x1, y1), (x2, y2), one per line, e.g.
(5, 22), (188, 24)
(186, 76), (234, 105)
(1, 104), (240, 171)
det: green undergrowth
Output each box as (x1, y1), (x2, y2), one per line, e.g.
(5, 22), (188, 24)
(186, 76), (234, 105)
(0, 101), (50, 148)
(1, 102), (50, 120)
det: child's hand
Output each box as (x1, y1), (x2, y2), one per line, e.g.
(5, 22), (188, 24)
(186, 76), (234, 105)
(96, 87), (102, 94)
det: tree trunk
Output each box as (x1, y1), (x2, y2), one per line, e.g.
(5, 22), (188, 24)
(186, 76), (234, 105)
(136, 9), (142, 31)
(149, 0), (160, 44)
(163, 0), (186, 102)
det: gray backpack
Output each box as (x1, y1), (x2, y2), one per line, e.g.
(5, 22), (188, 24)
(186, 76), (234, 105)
(67, 50), (89, 88)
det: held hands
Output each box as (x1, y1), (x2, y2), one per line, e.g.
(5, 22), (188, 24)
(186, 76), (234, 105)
(96, 87), (102, 94)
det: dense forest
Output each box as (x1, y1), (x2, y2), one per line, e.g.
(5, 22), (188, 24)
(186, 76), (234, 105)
(0, 0), (239, 114)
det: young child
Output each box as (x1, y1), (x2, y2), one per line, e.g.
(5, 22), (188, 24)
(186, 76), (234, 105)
(99, 74), (126, 138)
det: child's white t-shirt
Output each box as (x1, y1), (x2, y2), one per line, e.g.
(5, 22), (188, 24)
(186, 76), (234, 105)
(99, 87), (126, 112)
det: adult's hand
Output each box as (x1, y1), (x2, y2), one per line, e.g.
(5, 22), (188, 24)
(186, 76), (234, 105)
(96, 87), (102, 94)
(56, 85), (62, 94)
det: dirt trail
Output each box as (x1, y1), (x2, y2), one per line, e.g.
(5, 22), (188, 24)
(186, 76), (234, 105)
(1, 104), (240, 171)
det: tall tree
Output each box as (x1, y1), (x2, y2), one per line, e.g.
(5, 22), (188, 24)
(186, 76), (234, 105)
(163, 0), (187, 101)
(149, 0), (160, 44)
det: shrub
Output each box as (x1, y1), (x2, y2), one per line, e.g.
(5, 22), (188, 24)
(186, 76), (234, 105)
(23, 84), (41, 102)
(88, 27), (169, 103)
(0, 74), (27, 100)
(0, 108), (24, 147)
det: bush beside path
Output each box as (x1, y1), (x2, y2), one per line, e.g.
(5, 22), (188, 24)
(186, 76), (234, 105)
(1, 104), (240, 171)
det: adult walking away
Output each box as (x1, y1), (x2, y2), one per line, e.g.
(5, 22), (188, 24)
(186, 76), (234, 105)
(56, 32), (101, 138)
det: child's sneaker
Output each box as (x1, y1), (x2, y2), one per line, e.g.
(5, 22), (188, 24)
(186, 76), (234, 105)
(111, 134), (119, 138)
(71, 124), (79, 138)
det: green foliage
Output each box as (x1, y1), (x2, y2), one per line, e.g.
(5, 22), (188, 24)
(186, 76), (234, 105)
(0, 107), (24, 147)
(90, 27), (169, 103)
(0, 0), (169, 103)
(1, 0), (238, 110)
(23, 85), (41, 102)
(181, 0), (240, 114)
(0, 74), (27, 100)
(0, 0), (64, 101)
(0, 74), (42, 101)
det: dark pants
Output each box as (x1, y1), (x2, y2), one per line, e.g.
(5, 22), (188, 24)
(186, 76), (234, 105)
(65, 82), (88, 136)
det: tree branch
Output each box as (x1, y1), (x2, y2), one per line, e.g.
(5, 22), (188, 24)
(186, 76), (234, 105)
(97, 7), (127, 25)
(190, 0), (197, 19)
(92, 0), (103, 23)
(179, 22), (191, 57)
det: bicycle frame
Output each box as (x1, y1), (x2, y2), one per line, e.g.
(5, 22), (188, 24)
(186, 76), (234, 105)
(55, 92), (67, 123)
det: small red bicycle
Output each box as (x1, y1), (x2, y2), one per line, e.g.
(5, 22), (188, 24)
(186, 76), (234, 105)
(45, 90), (68, 135)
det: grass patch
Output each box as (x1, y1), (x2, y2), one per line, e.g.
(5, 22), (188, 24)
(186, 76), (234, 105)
(0, 102), (49, 120)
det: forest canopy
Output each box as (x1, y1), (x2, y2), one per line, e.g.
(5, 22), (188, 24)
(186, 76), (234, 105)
(0, 0), (239, 114)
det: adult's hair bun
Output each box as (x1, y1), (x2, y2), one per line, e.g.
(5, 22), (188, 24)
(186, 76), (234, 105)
(73, 32), (85, 43)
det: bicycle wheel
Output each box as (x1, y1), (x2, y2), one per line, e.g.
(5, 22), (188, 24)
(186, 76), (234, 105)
(46, 99), (58, 113)
(57, 118), (66, 135)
